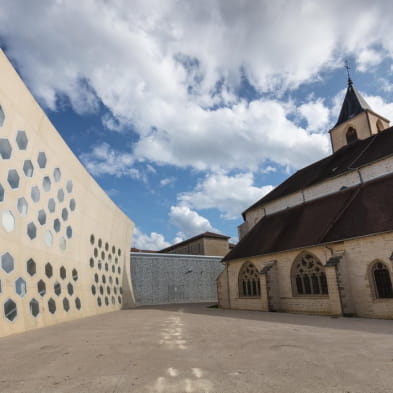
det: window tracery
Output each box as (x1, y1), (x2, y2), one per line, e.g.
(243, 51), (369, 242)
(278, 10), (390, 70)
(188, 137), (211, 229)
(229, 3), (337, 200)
(292, 253), (328, 296)
(238, 262), (260, 297)
(371, 262), (393, 299)
(346, 127), (358, 144)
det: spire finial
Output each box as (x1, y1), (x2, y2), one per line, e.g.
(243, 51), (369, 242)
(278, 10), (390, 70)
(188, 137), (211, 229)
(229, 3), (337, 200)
(345, 60), (352, 86)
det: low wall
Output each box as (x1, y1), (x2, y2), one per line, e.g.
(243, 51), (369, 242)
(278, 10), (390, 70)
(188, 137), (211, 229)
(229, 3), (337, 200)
(131, 252), (224, 305)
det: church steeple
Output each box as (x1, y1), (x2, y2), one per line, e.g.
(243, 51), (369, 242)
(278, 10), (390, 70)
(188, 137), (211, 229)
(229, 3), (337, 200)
(329, 69), (390, 152)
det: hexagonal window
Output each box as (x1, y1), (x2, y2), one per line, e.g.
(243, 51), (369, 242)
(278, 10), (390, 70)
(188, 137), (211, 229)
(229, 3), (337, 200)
(2, 210), (15, 232)
(105, 263), (108, 272)
(98, 262), (102, 270)
(15, 277), (27, 297)
(91, 285), (96, 295)
(0, 183), (4, 202)
(108, 254), (112, 263)
(67, 282), (74, 296)
(44, 230), (53, 247)
(57, 189), (64, 202)
(53, 168), (61, 182)
(94, 273), (99, 283)
(114, 287), (117, 295)
(109, 276), (113, 284)
(48, 198), (56, 213)
(53, 218), (61, 233)
(17, 197), (28, 216)
(107, 286), (111, 295)
(99, 285), (103, 295)
(61, 208), (68, 221)
(31, 186), (40, 203)
(69, 198), (76, 211)
(105, 242), (109, 251)
(38, 209), (46, 225)
(102, 275), (106, 284)
(101, 251), (105, 260)
(1, 252), (14, 273)
(66, 180), (73, 193)
(37, 152), (47, 168)
(89, 258), (94, 268)
(42, 176), (51, 192)
(112, 265), (115, 273)
(66, 226), (72, 239)
(105, 297), (109, 306)
(23, 160), (34, 177)
(112, 246), (116, 254)
(118, 267), (121, 274)
(37, 280), (46, 296)
(16, 130), (28, 150)
(60, 266), (66, 280)
(118, 296), (122, 304)
(112, 296), (116, 305)
(54, 281), (61, 296)
(90, 234), (95, 244)
(98, 239), (102, 248)
(29, 298), (39, 317)
(59, 237), (66, 251)
(0, 105), (4, 127)
(115, 257), (118, 265)
(0, 139), (11, 159)
(48, 298), (56, 314)
(45, 263), (53, 278)
(97, 297), (102, 307)
(115, 277), (119, 286)
(7, 169), (19, 189)
(27, 222), (37, 239)
(27, 258), (36, 276)
(72, 269), (78, 281)
(94, 248), (98, 258)
(4, 299), (17, 321)
(63, 297), (70, 312)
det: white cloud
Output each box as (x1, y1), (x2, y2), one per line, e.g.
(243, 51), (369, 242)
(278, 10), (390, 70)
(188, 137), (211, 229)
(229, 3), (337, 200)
(364, 94), (393, 123)
(260, 165), (277, 174)
(298, 99), (330, 132)
(178, 172), (274, 219)
(133, 227), (170, 250)
(5, 0), (393, 173)
(80, 142), (140, 178)
(160, 177), (176, 186)
(169, 205), (219, 240)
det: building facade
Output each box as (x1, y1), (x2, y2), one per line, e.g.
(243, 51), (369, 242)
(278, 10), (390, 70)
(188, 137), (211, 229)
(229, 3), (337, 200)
(219, 77), (393, 319)
(160, 231), (232, 256)
(0, 50), (135, 338)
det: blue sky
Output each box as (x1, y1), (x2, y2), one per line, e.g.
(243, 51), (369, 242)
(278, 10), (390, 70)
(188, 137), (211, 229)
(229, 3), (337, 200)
(2, 1), (393, 250)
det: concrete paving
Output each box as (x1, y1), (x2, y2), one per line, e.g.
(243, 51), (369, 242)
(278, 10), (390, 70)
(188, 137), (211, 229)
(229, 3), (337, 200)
(1, 304), (393, 393)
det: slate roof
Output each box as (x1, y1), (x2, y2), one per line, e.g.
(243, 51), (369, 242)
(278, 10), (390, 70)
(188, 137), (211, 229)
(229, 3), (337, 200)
(224, 173), (393, 262)
(335, 81), (371, 127)
(243, 125), (393, 218)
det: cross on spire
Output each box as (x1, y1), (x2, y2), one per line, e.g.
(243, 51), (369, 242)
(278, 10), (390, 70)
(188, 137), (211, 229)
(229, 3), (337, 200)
(345, 60), (352, 86)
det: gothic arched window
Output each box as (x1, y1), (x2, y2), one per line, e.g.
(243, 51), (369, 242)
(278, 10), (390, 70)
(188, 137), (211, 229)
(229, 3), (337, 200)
(292, 252), (328, 296)
(371, 262), (393, 299)
(346, 127), (358, 144)
(238, 262), (260, 297)
(376, 120), (384, 132)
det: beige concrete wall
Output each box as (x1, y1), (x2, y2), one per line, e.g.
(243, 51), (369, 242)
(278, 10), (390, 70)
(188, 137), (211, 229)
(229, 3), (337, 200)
(0, 50), (135, 338)
(222, 233), (393, 319)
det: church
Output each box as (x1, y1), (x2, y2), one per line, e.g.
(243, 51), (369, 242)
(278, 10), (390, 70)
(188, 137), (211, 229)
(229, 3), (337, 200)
(218, 76), (393, 319)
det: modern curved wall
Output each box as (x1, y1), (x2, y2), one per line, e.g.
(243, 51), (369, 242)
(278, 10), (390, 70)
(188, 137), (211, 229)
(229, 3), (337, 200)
(0, 50), (135, 338)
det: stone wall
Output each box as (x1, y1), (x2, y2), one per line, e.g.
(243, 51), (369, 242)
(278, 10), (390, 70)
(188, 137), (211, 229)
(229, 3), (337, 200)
(0, 50), (135, 338)
(219, 232), (393, 319)
(131, 253), (223, 305)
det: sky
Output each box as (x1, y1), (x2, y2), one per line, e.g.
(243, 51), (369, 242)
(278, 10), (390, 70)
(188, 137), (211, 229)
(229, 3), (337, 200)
(2, 0), (393, 250)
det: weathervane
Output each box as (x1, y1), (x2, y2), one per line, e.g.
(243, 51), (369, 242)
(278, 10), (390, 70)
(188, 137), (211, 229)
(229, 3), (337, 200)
(344, 60), (352, 86)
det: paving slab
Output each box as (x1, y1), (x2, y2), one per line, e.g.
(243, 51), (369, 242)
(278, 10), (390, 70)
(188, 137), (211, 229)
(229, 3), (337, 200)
(1, 303), (393, 393)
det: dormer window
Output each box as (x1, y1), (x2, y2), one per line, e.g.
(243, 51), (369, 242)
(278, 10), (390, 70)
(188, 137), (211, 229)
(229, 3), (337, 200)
(346, 127), (358, 144)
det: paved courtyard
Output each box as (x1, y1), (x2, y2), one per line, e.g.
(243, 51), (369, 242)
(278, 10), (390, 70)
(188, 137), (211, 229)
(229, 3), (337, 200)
(1, 303), (393, 393)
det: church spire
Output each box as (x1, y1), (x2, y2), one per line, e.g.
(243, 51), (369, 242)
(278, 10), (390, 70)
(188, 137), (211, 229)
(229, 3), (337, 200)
(334, 68), (371, 128)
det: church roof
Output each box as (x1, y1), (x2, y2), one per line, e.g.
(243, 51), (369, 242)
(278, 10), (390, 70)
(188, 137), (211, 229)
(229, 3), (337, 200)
(224, 172), (393, 262)
(243, 125), (393, 218)
(334, 80), (371, 127)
